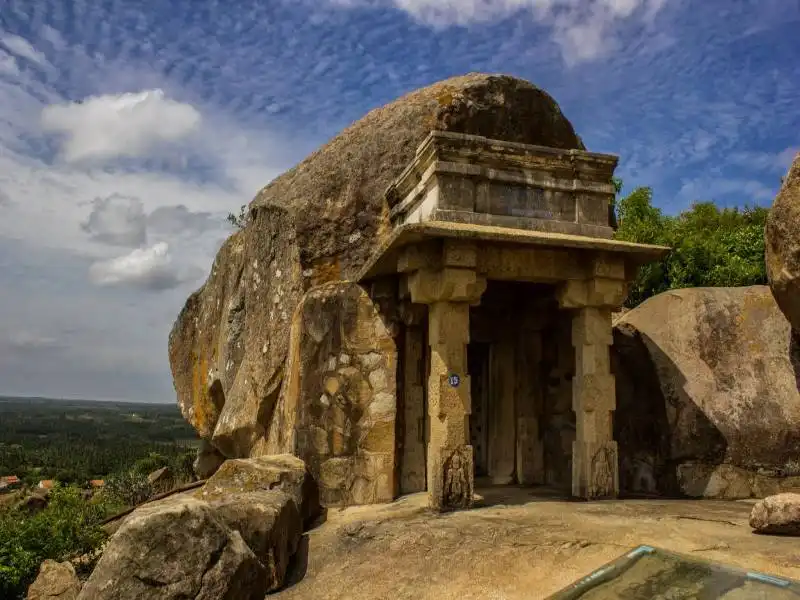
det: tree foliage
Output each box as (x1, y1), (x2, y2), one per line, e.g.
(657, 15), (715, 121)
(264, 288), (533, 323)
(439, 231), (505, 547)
(0, 484), (121, 599)
(227, 204), (249, 229)
(613, 184), (768, 308)
(0, 398), (198, 486)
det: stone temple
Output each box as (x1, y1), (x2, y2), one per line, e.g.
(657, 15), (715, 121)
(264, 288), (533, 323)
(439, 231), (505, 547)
(355, 130), (668, 511)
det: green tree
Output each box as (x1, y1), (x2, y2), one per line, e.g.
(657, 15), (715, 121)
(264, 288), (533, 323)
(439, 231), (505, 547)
(613, 183), (768, 307)
(0, 484), (120, 599)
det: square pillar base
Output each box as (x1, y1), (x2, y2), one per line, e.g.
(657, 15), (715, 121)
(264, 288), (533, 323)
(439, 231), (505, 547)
(428, 444), (474, 511)
(572, 440), (619, 500)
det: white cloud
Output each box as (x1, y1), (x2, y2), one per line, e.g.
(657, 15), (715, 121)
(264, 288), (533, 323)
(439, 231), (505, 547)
(727, 147), (799, 174)
(677, 177), (775, 206)
(331, 0), (672, 63)
(0, 32), (49, 67)
(41, 89), (202, 164)
(88, 242), (190, 290)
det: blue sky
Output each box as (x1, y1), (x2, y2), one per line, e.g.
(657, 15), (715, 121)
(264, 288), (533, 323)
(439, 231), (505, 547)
(0, 0), (798, 402)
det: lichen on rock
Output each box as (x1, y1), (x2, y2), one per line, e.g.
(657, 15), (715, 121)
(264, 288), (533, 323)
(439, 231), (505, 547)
(766, 152), (800, 331)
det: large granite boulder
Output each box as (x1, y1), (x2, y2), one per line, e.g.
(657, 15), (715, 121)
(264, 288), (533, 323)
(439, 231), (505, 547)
(750, 492), (800, 535)
(27, 560), (81, 600)
(205, 490), (302, 592)
(766, 153), (800, 331)
(197, 454), (321, 524)
(168, 73), (584, 461)
(613, 286), (800, 499)
(265, 282), (398, 507)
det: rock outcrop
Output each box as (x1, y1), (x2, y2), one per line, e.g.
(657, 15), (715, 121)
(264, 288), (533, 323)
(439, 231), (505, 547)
(168, 73), (584, 469)
(750, 492), (800, 535)
(80, 456), (314, 599)
(27, 560), (81, 600)
(613, 286), (800, 499)
(78, 498), (267, 600)
(766, 153), (800, 331)
(197, 454), (321, 525)
(265, 282), (397, 507)
(194, 439), (226, 479)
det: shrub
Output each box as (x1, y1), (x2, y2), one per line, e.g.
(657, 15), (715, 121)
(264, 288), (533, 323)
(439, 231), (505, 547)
(0, 484), (120, 599)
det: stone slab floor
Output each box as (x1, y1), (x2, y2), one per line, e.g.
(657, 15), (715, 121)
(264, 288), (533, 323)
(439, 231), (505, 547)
(276, 487), (800, 600)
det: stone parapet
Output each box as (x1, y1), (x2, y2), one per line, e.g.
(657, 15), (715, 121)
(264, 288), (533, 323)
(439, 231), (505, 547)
(386, 131), (618, 239)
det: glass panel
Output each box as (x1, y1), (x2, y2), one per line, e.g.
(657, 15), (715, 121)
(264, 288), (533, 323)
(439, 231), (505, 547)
(547, 545), (800, 600)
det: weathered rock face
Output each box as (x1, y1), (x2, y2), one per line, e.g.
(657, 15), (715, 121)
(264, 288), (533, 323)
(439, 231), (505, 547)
(168, 73), (584, 463)
(27, 560), (81, 600)
(197, 454), (321, 524)
(206, 490), (302, 592)
(766, 153), (800, 331)
(78, 497), (270, 600)
(194, 439), (226, 479)
(750, 493), (800, 535)
(613, 286), (800, 499)
(266, 282), (397, 507)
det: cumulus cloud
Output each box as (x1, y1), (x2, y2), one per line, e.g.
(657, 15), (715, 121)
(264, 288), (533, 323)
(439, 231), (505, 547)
(88, 242), (191, 290)
(41, 89), (202, 164)
(81, 194), (147, 247)
(0, 32), (50, 67)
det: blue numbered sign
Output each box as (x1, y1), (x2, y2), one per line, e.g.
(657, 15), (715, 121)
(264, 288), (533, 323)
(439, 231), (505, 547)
(448, 374), (460, 388)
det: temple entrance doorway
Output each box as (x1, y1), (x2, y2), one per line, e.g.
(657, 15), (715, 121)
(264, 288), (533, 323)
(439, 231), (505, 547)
(467, 280), (569, 489)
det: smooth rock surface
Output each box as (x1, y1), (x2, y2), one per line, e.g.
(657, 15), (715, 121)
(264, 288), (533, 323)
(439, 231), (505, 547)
(168, 73), (584, 460)
(272, 488), (800, 600)
(613, 285), (800, 498)
(766, 153), (800, 331)
(750, 493), (800, 535)
(27, 560), (81, 600)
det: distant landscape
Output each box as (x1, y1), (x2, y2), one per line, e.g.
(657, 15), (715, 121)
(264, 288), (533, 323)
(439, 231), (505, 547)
(0, 396), (201, 598)
(0, 395), (198, 486)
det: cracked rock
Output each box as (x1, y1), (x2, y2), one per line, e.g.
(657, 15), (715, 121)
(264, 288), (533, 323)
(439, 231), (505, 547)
(77, 497), (267, 600)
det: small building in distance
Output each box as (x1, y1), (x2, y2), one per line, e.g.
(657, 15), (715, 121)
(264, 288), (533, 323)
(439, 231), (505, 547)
(0, 475), (21, 492)
(38, 479), (55, 491)
(89, 479), (105, 489)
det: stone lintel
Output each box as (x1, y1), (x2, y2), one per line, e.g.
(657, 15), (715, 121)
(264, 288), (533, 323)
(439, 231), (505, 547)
(589, 254), (627, 280)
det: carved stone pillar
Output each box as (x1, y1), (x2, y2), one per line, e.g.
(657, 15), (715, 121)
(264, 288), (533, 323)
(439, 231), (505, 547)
(558, 256), (626, 500)
(402, 240), (486, 511)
